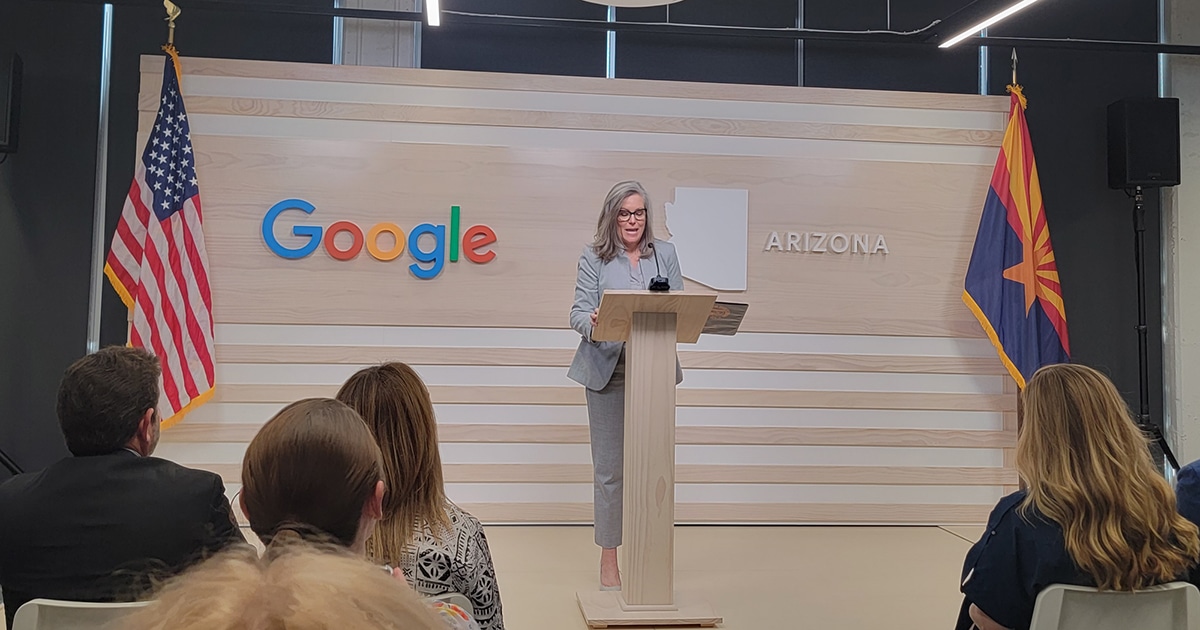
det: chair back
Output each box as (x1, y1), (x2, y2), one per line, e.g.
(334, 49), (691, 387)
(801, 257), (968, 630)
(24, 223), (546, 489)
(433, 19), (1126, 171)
(11, 599), (149, 630)
(1030, 582), (1200, 630)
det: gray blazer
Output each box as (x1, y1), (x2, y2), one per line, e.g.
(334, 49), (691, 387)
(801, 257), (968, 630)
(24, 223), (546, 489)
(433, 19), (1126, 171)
(567, 239), (685, 391)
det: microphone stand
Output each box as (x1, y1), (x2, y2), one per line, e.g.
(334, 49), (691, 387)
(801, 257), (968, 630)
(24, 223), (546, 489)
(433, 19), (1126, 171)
(1130, 186), (1180, 471)
(647, 242), (670, 292)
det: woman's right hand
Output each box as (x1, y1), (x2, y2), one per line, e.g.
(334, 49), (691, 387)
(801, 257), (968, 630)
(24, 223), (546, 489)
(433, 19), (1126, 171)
(387, 565), (409, 587)
(590, 307), (598, 328)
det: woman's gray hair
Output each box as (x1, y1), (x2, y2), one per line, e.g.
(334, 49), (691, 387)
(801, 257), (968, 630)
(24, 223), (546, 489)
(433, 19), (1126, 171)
(591, 180), (656, 263)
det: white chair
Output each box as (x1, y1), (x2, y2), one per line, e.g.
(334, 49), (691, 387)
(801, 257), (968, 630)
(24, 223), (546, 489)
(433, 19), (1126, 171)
(1029, 582), (1200, 630)
(11, 599), (149, 630)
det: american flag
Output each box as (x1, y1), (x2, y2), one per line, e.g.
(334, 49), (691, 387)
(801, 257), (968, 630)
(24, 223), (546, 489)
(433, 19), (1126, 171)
(104, 50), (215, 428)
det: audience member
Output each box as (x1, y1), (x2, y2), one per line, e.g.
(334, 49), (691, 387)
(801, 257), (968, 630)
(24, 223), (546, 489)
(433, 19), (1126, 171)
(338, 363), (504, 630)
(0, 346), (244, 629)
(119, 540), (448, 630)
(239, 397), (479, 630)
(1175, 458), (1200, 528)
(956, 363), (1200, 630)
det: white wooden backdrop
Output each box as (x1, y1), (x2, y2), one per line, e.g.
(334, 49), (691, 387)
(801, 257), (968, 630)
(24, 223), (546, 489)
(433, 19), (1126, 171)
(140, 56), (1015, 525)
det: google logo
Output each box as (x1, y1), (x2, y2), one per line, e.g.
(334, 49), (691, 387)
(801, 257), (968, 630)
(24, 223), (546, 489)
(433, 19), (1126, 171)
(261, 199), (497, 279)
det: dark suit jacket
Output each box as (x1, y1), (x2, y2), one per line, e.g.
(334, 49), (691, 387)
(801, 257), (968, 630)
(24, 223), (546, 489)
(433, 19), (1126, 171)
(0, 450), (244, 628)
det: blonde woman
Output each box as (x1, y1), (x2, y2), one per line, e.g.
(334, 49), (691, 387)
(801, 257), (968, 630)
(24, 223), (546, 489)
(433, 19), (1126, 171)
(120, 541), (450, 630)
(568, 181), (684, 590)
(958, 364), (1200, 630)
(337, 363), (503, 630)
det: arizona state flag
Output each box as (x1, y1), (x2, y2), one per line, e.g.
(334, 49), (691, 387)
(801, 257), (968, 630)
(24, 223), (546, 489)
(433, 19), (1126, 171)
(963, 86), (1069, 388)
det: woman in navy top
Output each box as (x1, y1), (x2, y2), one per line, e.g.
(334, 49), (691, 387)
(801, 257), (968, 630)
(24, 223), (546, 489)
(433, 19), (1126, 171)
(956, 363), (1200, 630)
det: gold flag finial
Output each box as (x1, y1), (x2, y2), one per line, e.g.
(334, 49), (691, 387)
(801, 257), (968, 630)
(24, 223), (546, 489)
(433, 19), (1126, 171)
(1011, 48), (1018, 86)
(164, 0), (181, 46)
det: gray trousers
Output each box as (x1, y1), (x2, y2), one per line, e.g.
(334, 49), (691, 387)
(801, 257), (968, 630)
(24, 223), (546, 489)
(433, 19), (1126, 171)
(585, 355), (625, 549)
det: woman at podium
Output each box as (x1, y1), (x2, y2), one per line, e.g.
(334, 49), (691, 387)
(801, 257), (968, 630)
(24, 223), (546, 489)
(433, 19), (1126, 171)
(567, 180), (684, 591)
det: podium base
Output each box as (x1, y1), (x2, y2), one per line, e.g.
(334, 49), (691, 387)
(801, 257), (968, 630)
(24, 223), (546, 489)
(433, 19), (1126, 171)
(576, 591), (721, 628)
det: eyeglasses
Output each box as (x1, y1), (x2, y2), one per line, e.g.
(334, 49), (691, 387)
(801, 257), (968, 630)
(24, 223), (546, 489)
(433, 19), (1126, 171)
(617, 208), (646, 221)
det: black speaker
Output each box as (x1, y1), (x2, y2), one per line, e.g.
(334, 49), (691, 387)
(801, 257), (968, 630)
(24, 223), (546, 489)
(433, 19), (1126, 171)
(1107, 97), (1180, 189)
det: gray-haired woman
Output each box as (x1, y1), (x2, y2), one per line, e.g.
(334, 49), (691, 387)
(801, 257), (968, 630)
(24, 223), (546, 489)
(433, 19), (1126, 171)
(567, 181), (684, 590)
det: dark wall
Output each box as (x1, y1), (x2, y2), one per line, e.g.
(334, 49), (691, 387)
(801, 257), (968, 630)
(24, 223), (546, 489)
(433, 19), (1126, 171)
(0, 0), (334, 479)
(0, 1), (105, 478)
(616, 0), (798, 86)
(804, 0), (980, 93)
(422, 0), (607, 77)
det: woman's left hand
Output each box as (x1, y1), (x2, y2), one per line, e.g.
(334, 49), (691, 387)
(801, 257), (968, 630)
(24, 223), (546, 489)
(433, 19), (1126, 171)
(968, 604), (1012, 630)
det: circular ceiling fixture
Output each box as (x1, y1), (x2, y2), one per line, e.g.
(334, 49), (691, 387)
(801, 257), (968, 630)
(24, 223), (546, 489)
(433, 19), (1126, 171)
(581, 0), (685, 7)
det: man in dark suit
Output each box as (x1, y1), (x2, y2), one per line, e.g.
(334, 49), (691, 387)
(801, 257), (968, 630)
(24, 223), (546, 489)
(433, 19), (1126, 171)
(0, 346), (244, 628)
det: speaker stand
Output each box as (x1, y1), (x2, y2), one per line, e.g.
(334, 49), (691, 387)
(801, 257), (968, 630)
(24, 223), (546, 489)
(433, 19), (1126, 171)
(1130, 186), (1180, 472)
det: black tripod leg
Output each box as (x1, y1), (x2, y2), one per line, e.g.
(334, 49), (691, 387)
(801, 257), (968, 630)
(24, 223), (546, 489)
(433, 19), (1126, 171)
(1132, 188), (1181, 472)
(1141, 423), (1182, 472)
(0, 447), (22, 475)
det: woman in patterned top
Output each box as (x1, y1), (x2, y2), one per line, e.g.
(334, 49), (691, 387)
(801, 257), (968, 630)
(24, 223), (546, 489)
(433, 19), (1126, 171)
(338, 363), (505, 630)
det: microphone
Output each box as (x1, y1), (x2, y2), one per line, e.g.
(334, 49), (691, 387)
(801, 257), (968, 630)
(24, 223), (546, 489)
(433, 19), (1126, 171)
(647, 242), (670, 292)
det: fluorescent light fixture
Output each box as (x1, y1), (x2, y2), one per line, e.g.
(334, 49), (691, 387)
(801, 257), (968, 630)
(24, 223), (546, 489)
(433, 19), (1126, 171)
(426, 0), (440, 27)
(939, 0), (1043, 48)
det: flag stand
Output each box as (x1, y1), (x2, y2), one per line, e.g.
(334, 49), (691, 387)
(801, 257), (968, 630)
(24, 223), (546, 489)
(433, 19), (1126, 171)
(1130, 185), (1181, 471)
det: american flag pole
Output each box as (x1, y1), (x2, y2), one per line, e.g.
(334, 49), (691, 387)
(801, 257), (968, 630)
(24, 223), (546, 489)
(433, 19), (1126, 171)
(85, 4), (114, 355)
(104, 39), (216, 429)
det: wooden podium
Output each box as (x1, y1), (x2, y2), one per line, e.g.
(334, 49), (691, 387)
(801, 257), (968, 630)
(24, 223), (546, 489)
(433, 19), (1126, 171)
(577, 290), (723, 628)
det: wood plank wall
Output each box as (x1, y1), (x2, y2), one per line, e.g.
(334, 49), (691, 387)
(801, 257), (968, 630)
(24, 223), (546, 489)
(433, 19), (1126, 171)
(141, 56), (1014, 525)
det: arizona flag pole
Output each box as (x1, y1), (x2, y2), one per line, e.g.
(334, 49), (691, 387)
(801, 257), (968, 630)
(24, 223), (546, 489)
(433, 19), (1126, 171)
(104, 1), (215, 428)
(963, 60), (1069, 389)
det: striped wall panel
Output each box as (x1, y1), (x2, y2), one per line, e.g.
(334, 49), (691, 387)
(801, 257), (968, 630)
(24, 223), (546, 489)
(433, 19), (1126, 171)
(136, 56), (1014, 525)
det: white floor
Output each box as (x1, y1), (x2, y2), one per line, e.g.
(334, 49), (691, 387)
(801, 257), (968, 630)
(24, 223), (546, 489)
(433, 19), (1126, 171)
(0, 524), (983, 629)
(485, 525), (983, 629)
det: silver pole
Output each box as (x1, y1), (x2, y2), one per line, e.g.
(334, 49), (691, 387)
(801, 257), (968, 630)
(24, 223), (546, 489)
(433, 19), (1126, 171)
(796, 0), (804, 87)
(333, 0), (345, 65)
(1158, 0), (1173, 478)
(1159, 0), (1168, 98)
(605, 5), (616, 79)
(415, 0), (423, 68)
(86, 3), (114, 354)
(979, 27), (989, 95)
